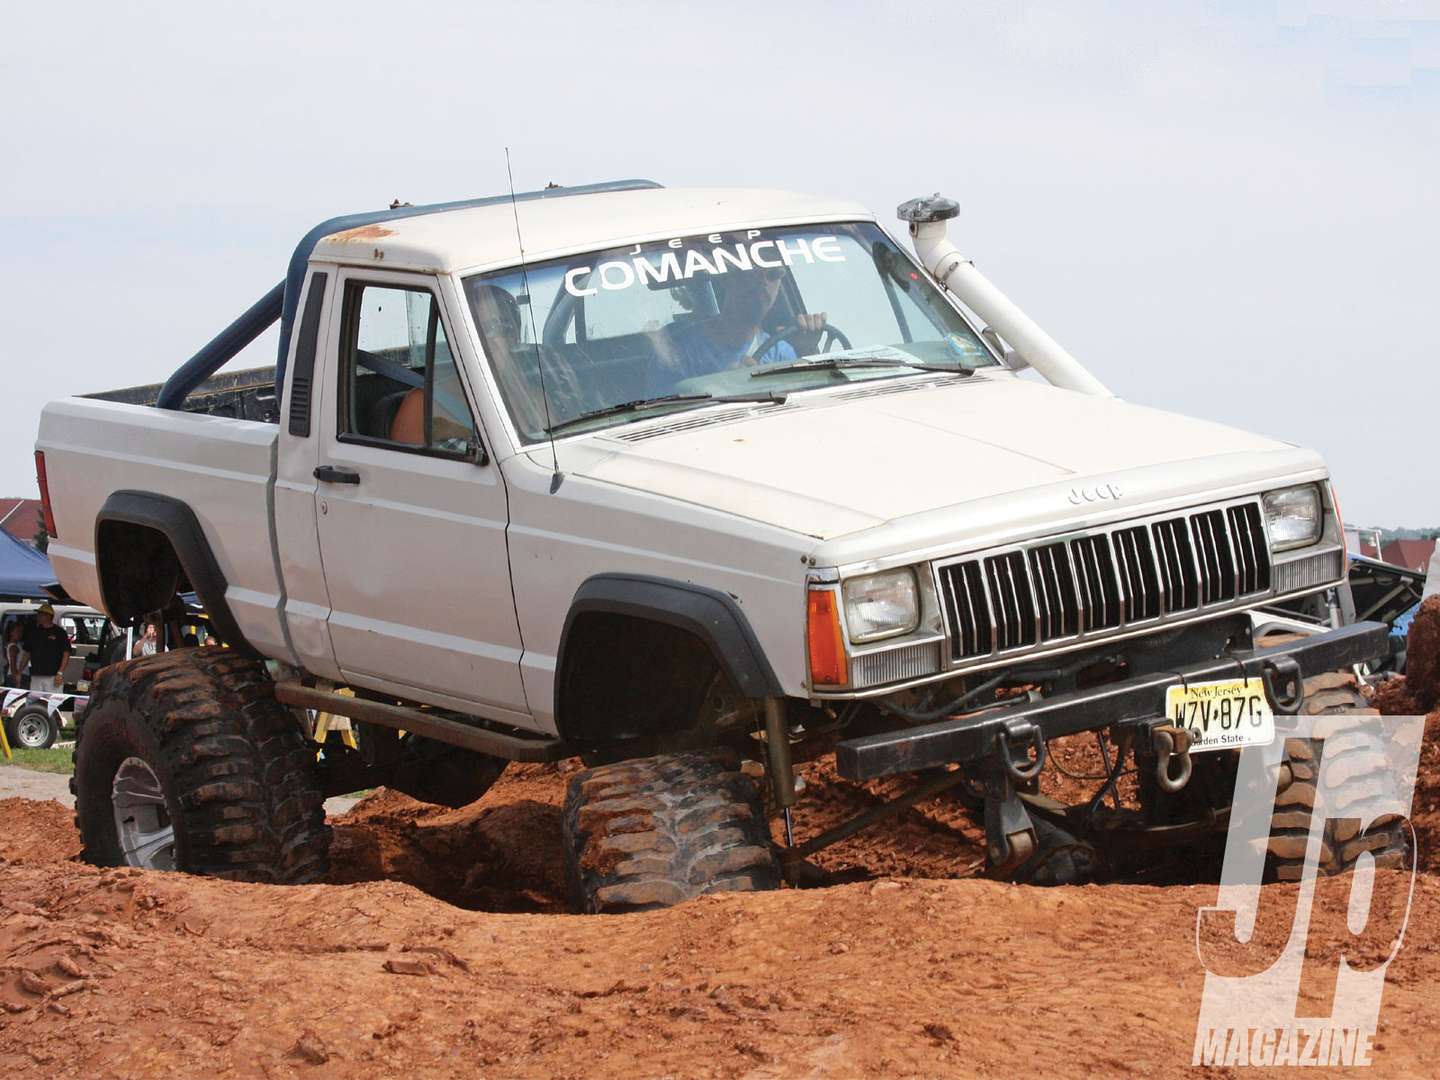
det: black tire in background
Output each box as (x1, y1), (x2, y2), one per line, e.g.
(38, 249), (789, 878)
(1267, 673), (1411, 881)
(72, 649), (330, 882)
(5, 703), (59, 750)
(563, 750), (779, 913)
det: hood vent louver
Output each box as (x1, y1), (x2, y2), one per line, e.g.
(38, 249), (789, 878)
(830, 374), (961, 402)
(608, 402), (800, 443)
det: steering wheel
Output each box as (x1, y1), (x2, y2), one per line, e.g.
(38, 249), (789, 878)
(750, 322), (853, 363)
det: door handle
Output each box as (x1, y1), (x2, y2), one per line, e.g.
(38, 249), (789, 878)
(314, 465), (361, 484)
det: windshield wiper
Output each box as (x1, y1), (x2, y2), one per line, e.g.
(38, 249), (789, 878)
(546, 392), (787, 436)
(750, 356), (975, 379)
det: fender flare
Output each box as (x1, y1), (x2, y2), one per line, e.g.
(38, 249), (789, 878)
(555, 573), (783, 728)
(94, 491), (252, 651)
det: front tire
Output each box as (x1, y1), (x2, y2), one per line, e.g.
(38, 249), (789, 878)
(563, 750), (779, 913)
(6, 703), (59, 750)
(1267, 673), (1410, 881)
(73, 650), (330, 882)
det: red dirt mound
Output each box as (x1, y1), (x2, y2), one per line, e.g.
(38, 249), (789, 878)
(0, 798), (80, 866)
(1407, 595), (1440, 710)
(1374, 684), (1440, 876)
(4, 857), (1439, 1078)
(2, 686), (1438, 1077)
(326, 764), (570, 911)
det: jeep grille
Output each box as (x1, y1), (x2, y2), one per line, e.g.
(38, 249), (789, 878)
(936, 500), (1272, 663)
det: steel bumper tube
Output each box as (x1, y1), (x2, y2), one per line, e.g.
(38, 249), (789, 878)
(835, 620), (1391, 782)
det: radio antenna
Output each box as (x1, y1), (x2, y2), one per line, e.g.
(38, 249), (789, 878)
(505, 147), (562, 492)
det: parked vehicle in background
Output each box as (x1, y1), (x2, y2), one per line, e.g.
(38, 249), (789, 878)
(35, 181), (1405, 905)
(1, 600), (117, 748)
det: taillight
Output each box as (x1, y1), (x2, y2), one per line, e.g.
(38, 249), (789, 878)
(806, 587), (848, 688)
(35, 451), (58, 540)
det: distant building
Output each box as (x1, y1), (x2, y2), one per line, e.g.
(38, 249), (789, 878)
(1345, 525), (1382, 558)
(0, 498), (43, 547)
(1380, 538), (1437, 574)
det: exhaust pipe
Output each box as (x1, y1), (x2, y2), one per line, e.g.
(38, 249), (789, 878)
(898, 194), (1112, 398)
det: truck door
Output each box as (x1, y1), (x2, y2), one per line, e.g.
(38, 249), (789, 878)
(311, 269), (530, 725)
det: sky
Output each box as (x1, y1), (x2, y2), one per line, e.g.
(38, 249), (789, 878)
(3, 0), (1436, 526)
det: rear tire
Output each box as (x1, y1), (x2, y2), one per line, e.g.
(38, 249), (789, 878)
(563, 750), (779, 913)
(73, 650), (330, 882)
(1267, 673), (1410, 881)
(6, 703), (59, 750)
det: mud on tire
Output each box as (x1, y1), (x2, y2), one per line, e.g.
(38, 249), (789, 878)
(1267, 672), (1410, 882)
(563, 750), (779, 913)
(72, 649), (329, 882)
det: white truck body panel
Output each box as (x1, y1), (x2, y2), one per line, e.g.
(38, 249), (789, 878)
(312, 267), (530, 723)
(560, 372), (1295, 541)
(503, 457), (813, 729)
(38, 399), (291, 661)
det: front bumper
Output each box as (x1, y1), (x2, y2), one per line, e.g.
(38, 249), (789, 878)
(835, 620), (1388, 781)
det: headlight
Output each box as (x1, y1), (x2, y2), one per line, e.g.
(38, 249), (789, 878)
(842, 568), (919, 643)
(1263, 484), (1323, 551)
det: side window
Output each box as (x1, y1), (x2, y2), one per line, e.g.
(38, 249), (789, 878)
(339, 283), (481, 458)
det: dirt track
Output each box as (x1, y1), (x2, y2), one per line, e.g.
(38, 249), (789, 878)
(3, 645), (1439, 1075)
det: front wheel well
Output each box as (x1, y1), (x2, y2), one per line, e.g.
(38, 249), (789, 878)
(556, 612), (724, 754)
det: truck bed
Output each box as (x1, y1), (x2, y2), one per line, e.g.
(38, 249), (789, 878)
(86, 365), (280, 424)
(37, 387), (291, 661)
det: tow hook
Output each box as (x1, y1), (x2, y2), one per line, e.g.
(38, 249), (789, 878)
(996, 718), (1046, 784)
(1151, 723), (1193, 794)
(1260, 656), (1305, 718)
(982, 719), (1044, 875)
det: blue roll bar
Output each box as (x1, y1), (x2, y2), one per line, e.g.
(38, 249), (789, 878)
(156, 179), (663, 411)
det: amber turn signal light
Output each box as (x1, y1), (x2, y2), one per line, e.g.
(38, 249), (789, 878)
(807, 588), (848, 688)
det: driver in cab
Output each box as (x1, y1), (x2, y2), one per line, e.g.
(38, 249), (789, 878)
(651, 265), (826, 393)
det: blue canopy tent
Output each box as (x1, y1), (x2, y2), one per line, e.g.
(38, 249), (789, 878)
(0, 531), (56, 600)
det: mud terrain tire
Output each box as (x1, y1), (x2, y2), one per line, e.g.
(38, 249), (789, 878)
(1267, 672), (1410, 882)
(563, 750), (779, 913)
(73, 650), (329, 882)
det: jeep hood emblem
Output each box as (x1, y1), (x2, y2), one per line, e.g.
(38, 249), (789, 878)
(1068, 482), (1123, 506)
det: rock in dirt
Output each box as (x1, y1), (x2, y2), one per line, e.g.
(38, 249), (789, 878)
(382, 957), (433, 977)
(290, 1030), (329, 1065)
(55, 957), (89, 979)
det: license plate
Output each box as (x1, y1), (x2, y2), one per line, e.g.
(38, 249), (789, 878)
(1164, 677), (1274, 754)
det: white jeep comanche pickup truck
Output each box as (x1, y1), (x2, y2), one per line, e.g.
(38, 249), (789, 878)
(35, 181), (1404, 908)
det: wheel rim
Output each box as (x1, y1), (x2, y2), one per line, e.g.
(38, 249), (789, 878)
(14, 712), (51, 748)
(111, 757), (176, 871)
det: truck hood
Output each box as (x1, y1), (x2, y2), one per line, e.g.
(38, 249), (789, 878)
(559, 373), (1313, 541)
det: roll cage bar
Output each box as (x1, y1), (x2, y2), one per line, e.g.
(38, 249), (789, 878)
(154, 179), (664, 411)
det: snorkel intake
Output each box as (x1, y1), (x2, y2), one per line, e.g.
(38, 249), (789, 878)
(898, 194), (1111, 398)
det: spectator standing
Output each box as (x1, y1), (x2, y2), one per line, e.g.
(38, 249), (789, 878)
(4, 621), (27, 687)
(132, 622), (159, 658)
(22, 603), (71, 692)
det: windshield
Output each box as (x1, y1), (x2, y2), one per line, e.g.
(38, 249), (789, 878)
(463, 221), (997, 441)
